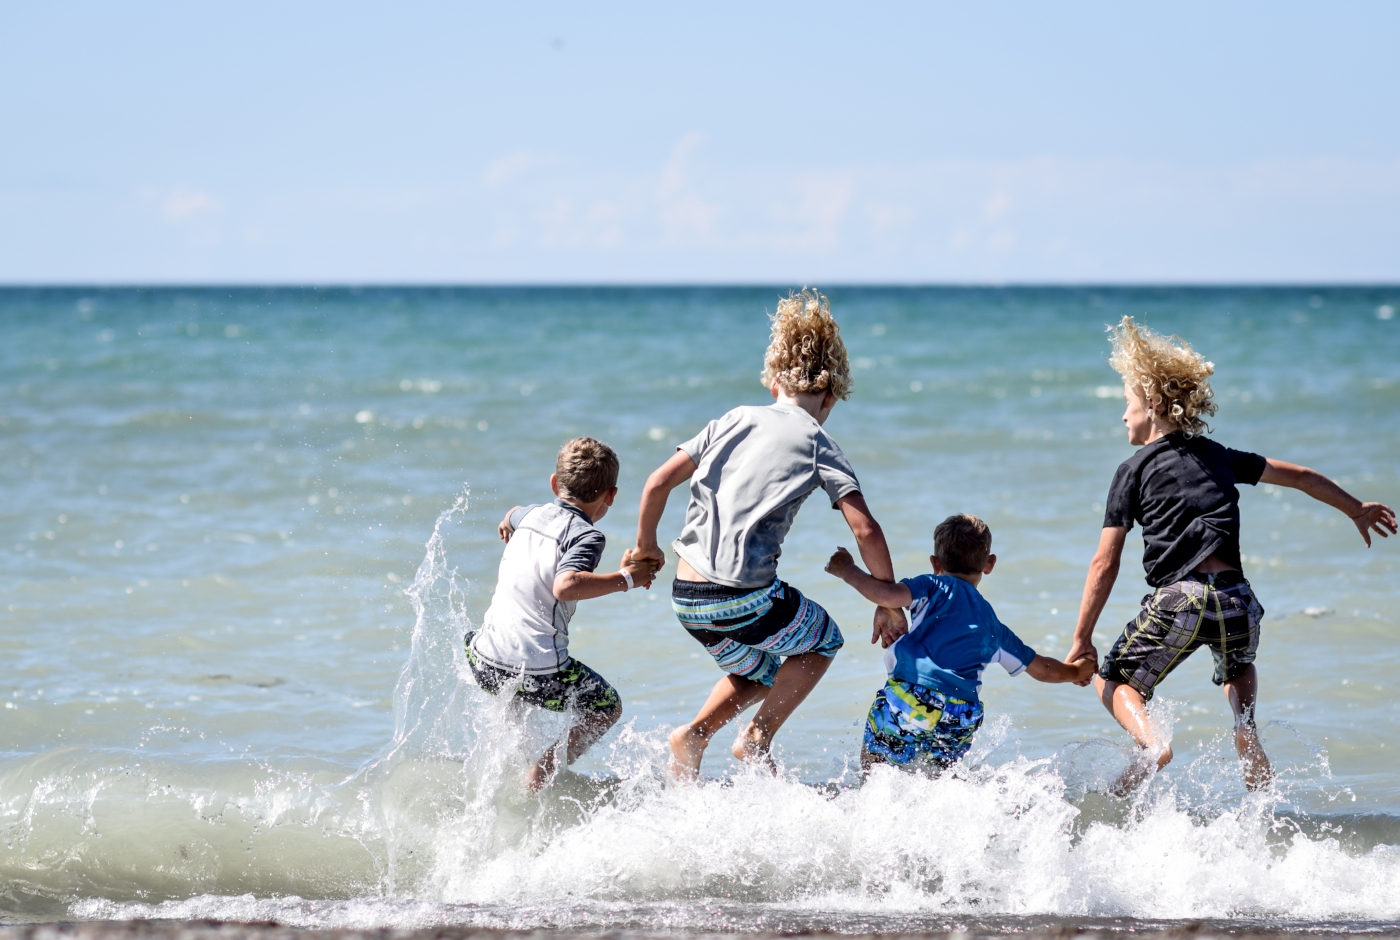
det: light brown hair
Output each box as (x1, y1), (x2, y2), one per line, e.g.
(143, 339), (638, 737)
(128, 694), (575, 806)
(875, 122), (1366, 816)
(555, 437), (618, 503)
(760, 288), (853, 400)
(1108, 315), (1217, 438)
(934, 513), (993, 576)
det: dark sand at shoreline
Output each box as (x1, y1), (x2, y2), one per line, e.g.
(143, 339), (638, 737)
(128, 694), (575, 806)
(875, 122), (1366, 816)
(5, 921), (1400, 940)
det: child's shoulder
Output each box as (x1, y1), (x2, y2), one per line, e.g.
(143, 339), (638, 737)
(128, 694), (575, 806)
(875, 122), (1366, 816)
(903, 572), (974, 605)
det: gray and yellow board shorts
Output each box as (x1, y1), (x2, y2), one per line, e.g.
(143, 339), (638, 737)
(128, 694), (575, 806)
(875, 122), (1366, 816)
(1099, 571), (1264, 701)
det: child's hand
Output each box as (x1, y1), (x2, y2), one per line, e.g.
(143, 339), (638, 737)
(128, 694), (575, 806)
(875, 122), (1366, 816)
(825, 546), (856, 579)
(621, 549), (659, 590)
(1351, 501), (1398, 547)
(1070, 657), (1096, 686)
(498, 506), (524, 542)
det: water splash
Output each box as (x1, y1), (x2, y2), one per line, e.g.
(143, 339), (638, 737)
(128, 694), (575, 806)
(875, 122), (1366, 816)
(7, 495), (1400, 926)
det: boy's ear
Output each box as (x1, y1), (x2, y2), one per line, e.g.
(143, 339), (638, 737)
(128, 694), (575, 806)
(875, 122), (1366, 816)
(549, 473), (561, 497)
(983, 554), (997, 575)
(930, 555), (945, 575)
(603, 486), (618, 506)
(769, 380), (782, 400)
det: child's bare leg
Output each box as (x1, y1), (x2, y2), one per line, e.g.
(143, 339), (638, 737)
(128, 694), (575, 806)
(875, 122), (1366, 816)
(527, 703), (622, 791)
(733, 651), (833, 770)
(1223, 664), (1272, 791)
(669, 675), (768, 782)
(1095, 674), (1172, 794)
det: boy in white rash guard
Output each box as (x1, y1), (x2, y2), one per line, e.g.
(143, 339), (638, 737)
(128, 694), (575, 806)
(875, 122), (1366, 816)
(1066, 317), (1396, 793)
(632, 289), (907, 781)
(466, 437), (658, 791)
(828, 514), (1094, 773)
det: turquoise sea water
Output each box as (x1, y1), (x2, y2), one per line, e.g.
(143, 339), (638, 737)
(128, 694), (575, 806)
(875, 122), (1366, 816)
(2, 286), (1399, 929)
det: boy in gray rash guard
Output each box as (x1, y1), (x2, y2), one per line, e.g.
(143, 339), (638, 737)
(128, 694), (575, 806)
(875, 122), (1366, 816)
(632, 289), (907, 781)
(1067, 318), (1396, 793)
(467, 437), (658, 791)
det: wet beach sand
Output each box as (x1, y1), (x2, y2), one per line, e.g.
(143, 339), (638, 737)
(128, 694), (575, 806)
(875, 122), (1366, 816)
(5, 921), (1400, 940)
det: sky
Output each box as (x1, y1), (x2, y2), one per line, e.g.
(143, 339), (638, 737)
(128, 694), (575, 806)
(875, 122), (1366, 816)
(2, 3), (1398, 284)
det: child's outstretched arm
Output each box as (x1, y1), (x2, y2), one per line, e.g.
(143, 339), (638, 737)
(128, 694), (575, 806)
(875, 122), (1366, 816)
(834, 493), (909, 647)
(1260, 459), (1397, 546)
(1066, 526), (1128, 680)
(632, 451), (698, 570)
(554, 550), (658, 601)
(824, 547), (913, 611)
(1026, 655), (1096, 685)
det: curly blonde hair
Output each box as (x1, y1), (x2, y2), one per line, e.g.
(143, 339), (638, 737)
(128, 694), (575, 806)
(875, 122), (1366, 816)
(1108, 315), (1217, 437)
(760, 289), (852, 400)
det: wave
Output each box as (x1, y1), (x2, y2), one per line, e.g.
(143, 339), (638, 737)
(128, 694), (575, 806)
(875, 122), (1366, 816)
(3, 493), (1399, 927)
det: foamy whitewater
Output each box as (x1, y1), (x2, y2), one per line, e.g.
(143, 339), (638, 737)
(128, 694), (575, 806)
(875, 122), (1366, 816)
(2, 288), (1399, 931)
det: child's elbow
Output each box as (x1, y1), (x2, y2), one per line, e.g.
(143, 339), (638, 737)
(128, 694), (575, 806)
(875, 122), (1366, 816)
(552, 572), (579, 600)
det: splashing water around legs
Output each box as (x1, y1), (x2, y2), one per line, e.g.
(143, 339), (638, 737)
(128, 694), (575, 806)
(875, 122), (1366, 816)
(1094, 675), (1174, 795)
(1224, 665), (1274, 791)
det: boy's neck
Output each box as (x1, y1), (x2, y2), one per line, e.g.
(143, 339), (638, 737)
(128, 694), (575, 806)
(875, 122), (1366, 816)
(947, 571), (983, 588)
(559, 494), (601, 523)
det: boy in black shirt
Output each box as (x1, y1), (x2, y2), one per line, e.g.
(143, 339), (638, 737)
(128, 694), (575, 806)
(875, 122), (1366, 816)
(1067, 317), (1395, 792)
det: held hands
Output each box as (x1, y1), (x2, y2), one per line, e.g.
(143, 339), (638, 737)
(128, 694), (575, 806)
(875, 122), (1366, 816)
(1351, 502), (1398, 547)
(872, 605), (908, 649)
(619, 548), (661, 591)
(1069, 656), (1097, 686)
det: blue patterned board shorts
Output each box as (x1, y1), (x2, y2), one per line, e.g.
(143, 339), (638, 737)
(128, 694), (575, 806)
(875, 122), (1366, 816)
(863, 678), (984, 768)
(671, 578), (844, 686)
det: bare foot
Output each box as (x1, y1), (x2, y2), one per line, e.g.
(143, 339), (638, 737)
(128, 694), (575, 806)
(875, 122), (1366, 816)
(731, 723), (777, 774)
(1236, 726), (1273, 791)
(669, 724), (708, 783)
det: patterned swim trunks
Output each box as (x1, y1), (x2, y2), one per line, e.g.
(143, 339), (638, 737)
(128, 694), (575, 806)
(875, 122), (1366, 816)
(464, 635), (620, 713)
(1099, 571), (1264, 701)
(863, 678), (984, 768)
(671, 578), (844, 687)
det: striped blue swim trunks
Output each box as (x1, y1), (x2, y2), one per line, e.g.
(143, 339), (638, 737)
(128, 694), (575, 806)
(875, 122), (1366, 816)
(671, 579), (843, 686)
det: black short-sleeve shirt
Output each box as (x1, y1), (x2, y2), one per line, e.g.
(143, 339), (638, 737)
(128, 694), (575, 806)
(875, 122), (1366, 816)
(1103, 433), (1267, 587)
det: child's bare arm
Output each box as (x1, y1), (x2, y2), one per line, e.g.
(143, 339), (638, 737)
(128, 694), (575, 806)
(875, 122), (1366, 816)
(498, 506), (525, 542)
(554, 550), (659, 601)
(632, 451), (698, 570)
(835, 493), (909, 646)
(825, 547), (913, 609)
(1260, 459), (1397, 547)
(1067, 526), (1127, 676)
(1026, 655), (1096, 685)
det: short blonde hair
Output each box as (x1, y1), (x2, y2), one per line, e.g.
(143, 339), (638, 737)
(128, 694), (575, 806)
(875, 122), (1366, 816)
(1108, 316), (1217, 437)
(760, 289), (852, 400)
(555, 437), (618, 502)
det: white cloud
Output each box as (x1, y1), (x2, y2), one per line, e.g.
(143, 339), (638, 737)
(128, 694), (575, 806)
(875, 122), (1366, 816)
(656, 133), (722, 245)
(160, 186), (221, 222)
(483, 151), (549, 187)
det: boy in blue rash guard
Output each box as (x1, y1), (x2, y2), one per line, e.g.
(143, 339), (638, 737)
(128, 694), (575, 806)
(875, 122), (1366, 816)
(828, 514), (1094, 771)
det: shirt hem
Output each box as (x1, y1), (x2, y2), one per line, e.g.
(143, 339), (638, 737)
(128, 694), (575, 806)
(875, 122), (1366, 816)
(469, 635), (572, 676)
(670, 542), (777, 590)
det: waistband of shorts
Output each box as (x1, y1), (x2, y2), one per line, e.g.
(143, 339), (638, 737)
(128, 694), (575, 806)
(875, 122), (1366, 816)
(1181, 570), (1249, 588)
(671, 578), (778, 600)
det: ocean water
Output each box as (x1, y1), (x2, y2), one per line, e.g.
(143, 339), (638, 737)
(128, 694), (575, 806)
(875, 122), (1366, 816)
(1, 286), (1399, 931)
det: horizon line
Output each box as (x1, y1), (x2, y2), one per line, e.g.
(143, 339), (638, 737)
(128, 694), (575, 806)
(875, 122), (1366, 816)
(2, 281), (1399, 291)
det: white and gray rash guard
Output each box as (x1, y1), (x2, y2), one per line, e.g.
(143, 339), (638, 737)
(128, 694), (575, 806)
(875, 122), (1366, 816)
(469, 499), (605, 674)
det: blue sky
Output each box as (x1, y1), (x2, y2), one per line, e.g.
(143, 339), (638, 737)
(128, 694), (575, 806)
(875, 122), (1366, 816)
(2, 3), (1398, 283)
